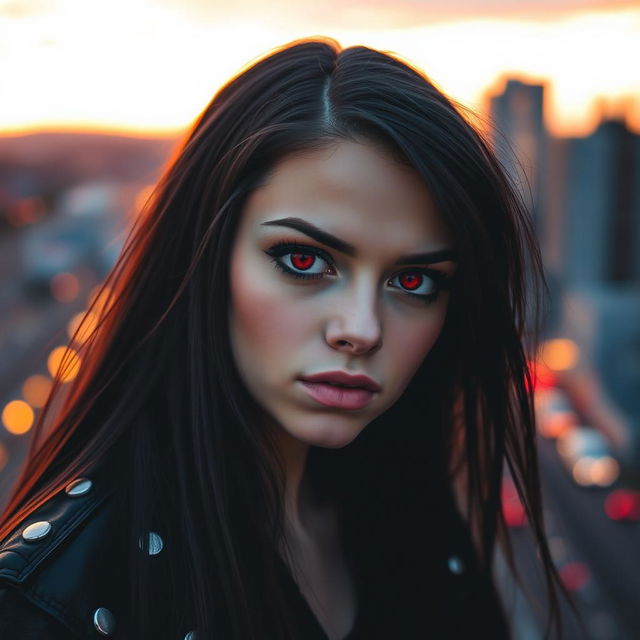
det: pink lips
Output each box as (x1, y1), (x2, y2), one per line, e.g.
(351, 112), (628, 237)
(298, 370), (380, 410)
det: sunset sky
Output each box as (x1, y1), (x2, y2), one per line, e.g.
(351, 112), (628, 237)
(1, 0), (638, 138)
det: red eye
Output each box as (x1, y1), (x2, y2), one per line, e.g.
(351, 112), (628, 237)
(291, 253), (315, 270)
(398, 272), (422, 290)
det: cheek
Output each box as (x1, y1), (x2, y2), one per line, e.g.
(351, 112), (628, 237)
(228, 252), (312, 362)
(387, 305), (448, 386)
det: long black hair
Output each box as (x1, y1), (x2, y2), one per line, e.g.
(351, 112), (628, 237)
(1, 37), (563, 638)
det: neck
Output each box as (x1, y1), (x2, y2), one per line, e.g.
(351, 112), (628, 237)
(276, 430), (311, 530)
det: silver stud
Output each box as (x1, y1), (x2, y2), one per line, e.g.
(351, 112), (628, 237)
(22, 521), (52, 542)
(65, 477), (92, 497)
(184, 632), (197, 640)
(93, 607), (116, 636)
(448, 555), (464, 575)
(138, 531), (164, 555)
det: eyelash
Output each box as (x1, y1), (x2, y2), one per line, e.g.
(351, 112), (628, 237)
(263, 241), (452, 304)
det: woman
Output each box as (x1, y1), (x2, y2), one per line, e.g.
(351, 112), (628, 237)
(0, 38), (562, 639)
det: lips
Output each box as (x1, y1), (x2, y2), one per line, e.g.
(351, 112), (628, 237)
(299, 382), (373, 410)
(299, 370), (381, 392)
(297, 370), (380, 410)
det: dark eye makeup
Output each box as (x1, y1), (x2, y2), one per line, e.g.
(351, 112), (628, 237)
(263, 240), (453, 304)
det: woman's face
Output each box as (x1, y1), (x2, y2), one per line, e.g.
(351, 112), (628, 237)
(228, 139), (457, 449)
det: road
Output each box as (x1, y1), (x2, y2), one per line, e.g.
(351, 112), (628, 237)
(506, 436), (640, 639)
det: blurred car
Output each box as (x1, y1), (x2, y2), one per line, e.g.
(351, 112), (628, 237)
(21, 182), (125, 293)
(556, 426), (620, 488)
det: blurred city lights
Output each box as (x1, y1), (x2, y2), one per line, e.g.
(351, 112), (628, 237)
(559, 561), (591, 592)
(22, 374), (53, 408)
(572, 457), (597, 486)
(67, 310), (98, 344)
(5, 197), (46, 227)
(539, 411), (577, 439)
(604, 489), (640, 521)
(539, 338), (580, 372)
(535, 388), (577, 438)
(557, 427), (618, 487)
(50, 272), (80, 302)
(2, 400), (34, 435)
(527, 359), (557, 391)
(571, 456), (620, 488)
(47, 346), (81, 383)
(501, 476), (527, 528)
(88, 285), (113, 317)
(588, 457), (620, 487)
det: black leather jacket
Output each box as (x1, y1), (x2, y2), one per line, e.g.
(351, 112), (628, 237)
(0, 473), (511, 639)
(0, 475), (155, 639)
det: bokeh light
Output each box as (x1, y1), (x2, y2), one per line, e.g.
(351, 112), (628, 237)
(539, 338), (580, 372)
(571, 456), (620, 488)
(5, 197), (46, 227)
(539, 411), (577, 439)
(88, 285), (113, 317)
(47, 346), (81, 383)
(67, 310), (98, 345)
(559, 561), (591, 592)
(605, 490), (640, 521)
(50, 272), (80, 302)
(22, 374), (53, 408)
(535, 389), (577, 438)
(588, 457), (620, 487)
(502, 477), (527, 528)
(528, 359), (557, 391)
(572, 457), (597, 486)
(2, 400), (35, 435)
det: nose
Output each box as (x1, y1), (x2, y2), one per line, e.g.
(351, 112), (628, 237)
(325, 284), (382, 356)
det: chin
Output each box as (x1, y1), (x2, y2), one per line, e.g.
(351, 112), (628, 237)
(288, 420), (367, 449)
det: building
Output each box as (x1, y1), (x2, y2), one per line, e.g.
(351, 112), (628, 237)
(558, 119), (640, 287)
(488, 78), (547, 237)
(489, 78), (640, 437)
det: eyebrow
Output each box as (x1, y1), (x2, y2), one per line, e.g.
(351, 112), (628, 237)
(261, 217), (457, 265)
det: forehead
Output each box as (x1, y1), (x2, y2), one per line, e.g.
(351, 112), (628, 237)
(240, 139), (451, 251)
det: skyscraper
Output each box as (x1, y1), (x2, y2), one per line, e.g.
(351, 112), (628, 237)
(560, 119), (640, 286)
(489, 78), (547, 237)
